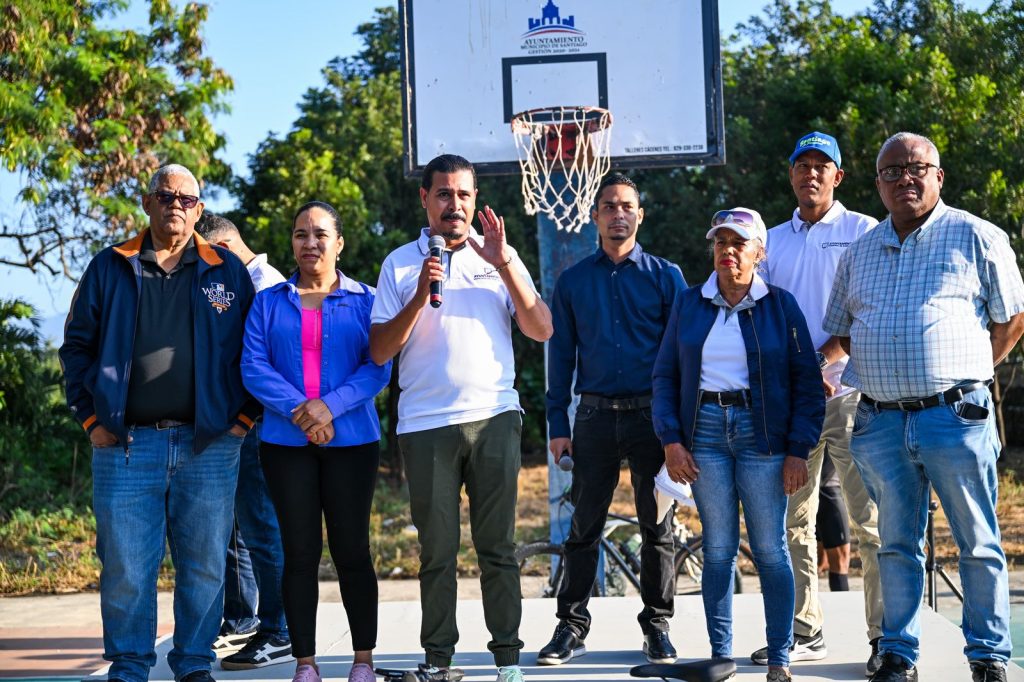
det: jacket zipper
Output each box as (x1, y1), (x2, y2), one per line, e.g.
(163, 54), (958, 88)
(748, 309), (773, 449)
(791, 326), (801, 353)
(122, 258), (143, 465)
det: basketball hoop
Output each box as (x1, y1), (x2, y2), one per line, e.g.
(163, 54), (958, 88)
(511, 105), (613, 233)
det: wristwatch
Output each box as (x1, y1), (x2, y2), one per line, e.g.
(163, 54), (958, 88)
(815, 352), (828, 369)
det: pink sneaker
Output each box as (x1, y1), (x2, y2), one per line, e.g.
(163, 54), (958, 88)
(348, 662), (376, 682)
(292, 664), (322, 682)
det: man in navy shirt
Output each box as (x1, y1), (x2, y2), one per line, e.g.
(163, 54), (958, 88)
(539, 173), (687, 666)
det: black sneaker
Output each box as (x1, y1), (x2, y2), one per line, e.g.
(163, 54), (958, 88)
(220, 632), (294, 670)
(212, 627), (258, 655)
(868, 653), (918, 682)
(642, 631), (677, 664)
(971, 660), (1008, 682)
(180, 671), (215, 682)
(750, 630), (827, 665)
(536, 621), (586, 665)
(866, 637), (883, 677)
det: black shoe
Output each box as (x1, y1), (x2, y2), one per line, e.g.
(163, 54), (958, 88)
(971, 660), (1008, 682)
(536, 621), (586, 665)
(642, 631), (677, 664)
(751, 630), (828, 665)
(212, 626), (258, 655)
(220, 631), (294, 670)
(180, 671), (215, 682)
(866, 637), (883, 677)
(868, 653), (918, 682)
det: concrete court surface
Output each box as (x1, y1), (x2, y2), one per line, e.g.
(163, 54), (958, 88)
(78, 591), (1024, 682)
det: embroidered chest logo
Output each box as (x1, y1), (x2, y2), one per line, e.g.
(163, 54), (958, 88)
(202, 282), (236, 313)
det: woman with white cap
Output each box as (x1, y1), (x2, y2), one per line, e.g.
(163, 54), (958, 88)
(651, 207), (825, 682)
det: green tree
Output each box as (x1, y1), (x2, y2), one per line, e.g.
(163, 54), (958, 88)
(0, 0), (232, 276)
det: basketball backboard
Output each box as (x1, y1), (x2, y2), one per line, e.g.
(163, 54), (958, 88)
(399, 0), (725, 177)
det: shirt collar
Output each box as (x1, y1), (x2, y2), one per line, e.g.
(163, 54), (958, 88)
(286, 269), (365, 295)
(416, 227), (481, 255)
(790, 200), (846, 232)
(701, 271), (769, 302)
(880, 199), (947, 247)
(593, 242), (644, 265)
(139, 233), (198, 265)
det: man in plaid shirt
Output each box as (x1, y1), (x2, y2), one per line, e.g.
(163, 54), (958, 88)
(824, 132), (1024, 682)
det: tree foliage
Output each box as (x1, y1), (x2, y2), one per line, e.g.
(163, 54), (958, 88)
(0, 0), (232, 276)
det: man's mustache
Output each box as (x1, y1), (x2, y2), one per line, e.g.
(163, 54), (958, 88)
(442, 211), (466, 222)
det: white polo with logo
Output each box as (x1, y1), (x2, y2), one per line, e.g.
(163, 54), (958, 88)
(371, 227), (537, 434)
(764, 201), (877, 398)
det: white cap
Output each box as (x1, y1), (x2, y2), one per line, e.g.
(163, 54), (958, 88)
(705, 207), (767, 244)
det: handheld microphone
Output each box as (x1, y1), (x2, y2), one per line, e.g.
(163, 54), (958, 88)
(428, 235), (445, 308)
(557, 453), (574, 472)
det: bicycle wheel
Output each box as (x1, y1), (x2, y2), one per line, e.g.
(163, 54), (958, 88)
(515, 542), (564, 598)
(674, 536), (744, 594)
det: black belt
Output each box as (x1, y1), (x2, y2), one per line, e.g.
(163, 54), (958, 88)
(141, 419), (191, 430)
(700, 390), (751, 407)
(861, 381), (990, 412)
(579, 394), (652, 411)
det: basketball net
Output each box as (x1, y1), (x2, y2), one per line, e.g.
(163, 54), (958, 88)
(511, 106), (613, 233)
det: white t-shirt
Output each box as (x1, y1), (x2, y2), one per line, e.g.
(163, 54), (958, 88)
(370, 228), (538, 435)
(246, 253), (286, 293)
(764, 201), (877, 398)
(698, 273), (769, 391)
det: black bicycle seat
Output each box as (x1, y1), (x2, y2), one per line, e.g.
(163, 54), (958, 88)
(630, 659), (737, 682)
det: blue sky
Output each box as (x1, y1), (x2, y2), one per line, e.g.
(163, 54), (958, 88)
(3, 0), (988, 328)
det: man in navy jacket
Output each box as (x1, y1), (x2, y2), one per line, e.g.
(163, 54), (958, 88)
(60, 164), (257, 682)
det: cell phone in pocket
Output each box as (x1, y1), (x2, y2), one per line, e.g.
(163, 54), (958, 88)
(957, 402), (990, 420)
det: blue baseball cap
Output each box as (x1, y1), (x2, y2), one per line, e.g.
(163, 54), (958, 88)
(789, 131), (842, 169)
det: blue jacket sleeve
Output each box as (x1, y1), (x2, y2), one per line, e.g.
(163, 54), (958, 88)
(241, 291), (308, 418)
(781, 290), (826, 458)
(652, 295), (684, 446)
(58, 255), (103, 433)
(320, 348), (391, 418)
(545, 274), (576, 440)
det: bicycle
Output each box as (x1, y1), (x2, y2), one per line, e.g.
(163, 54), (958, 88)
(516, 485), (755, 598)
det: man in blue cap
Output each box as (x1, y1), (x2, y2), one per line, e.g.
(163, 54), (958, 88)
(753, 132), (884, 675)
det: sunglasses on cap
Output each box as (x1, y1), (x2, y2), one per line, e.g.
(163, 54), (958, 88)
(151, 190), (200, 210)
(711, 209), (757, 229)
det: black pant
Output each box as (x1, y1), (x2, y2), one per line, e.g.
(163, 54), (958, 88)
(260, 440), (380, 657)
(556, 405), (675, 637)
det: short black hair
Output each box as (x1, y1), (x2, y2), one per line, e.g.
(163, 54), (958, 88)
(293, 201), (342, 234)
(421, 154), (477, 191)
(195, 212), (239, 241)
(595, 172), (640, 205)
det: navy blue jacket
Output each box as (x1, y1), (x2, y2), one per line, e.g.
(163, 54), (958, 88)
(651, 281), (825, 458)
(59, 230), (258, 454)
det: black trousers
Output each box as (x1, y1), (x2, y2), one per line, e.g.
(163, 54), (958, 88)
(260, 440), (380, 657)
(556, 405), (675, 637)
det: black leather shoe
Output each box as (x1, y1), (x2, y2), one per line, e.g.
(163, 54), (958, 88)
(180, 671), (215, 682)
(867, 653), (917, 682)
(642, 631), (677, 664)
(971, 660), (1008, 682)
(865, 637), (883, 677)
(536, 621), (586, 665)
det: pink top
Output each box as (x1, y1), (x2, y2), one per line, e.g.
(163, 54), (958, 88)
(300, 308), (322, 399)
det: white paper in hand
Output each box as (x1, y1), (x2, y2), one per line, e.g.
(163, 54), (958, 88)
(655, 463), (695, 508)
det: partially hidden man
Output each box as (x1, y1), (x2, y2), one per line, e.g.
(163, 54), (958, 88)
(60, 164), (258, 682)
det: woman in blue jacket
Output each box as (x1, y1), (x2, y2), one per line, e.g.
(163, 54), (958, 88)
(242, 201), (390, 682)
(652, 208), (825, 682)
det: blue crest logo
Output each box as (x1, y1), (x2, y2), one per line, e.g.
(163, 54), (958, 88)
(522, 0), (584, 38)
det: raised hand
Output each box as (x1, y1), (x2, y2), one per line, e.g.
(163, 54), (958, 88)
(468, 205), (513, 270)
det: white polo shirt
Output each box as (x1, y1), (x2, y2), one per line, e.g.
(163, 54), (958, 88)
(371, 227), (538, 435)
(764, 201), (877, 398)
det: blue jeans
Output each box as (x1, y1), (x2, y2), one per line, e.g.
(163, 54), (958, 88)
(223, 424), (287, 636)
(850, 385), (1011, 665)
(689, 403), (794, 667)
(92, 426), (241, 682)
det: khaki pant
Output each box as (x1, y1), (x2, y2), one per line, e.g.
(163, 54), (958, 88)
(400, 410), (524, 668)
(787, 391), (883, 641)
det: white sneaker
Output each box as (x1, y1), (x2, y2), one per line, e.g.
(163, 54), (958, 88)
(497, 665), (524, 682)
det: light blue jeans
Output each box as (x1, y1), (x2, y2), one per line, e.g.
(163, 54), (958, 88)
(92, 425), (241, 682)
(850, 385), (1011, 666)
(689, 403), (794, 667)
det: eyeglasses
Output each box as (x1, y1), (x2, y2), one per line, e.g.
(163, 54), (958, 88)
(877, 163), (939, 183)
(151, 190), (200, 209)
(711, 209), (757, 228)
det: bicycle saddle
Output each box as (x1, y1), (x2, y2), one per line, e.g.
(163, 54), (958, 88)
(630, 659), (736, 682)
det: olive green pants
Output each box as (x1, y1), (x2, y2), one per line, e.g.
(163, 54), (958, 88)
(400, 410), (524, 667)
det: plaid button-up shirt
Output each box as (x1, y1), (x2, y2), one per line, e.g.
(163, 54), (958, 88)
(823, 200), (1024, 401)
